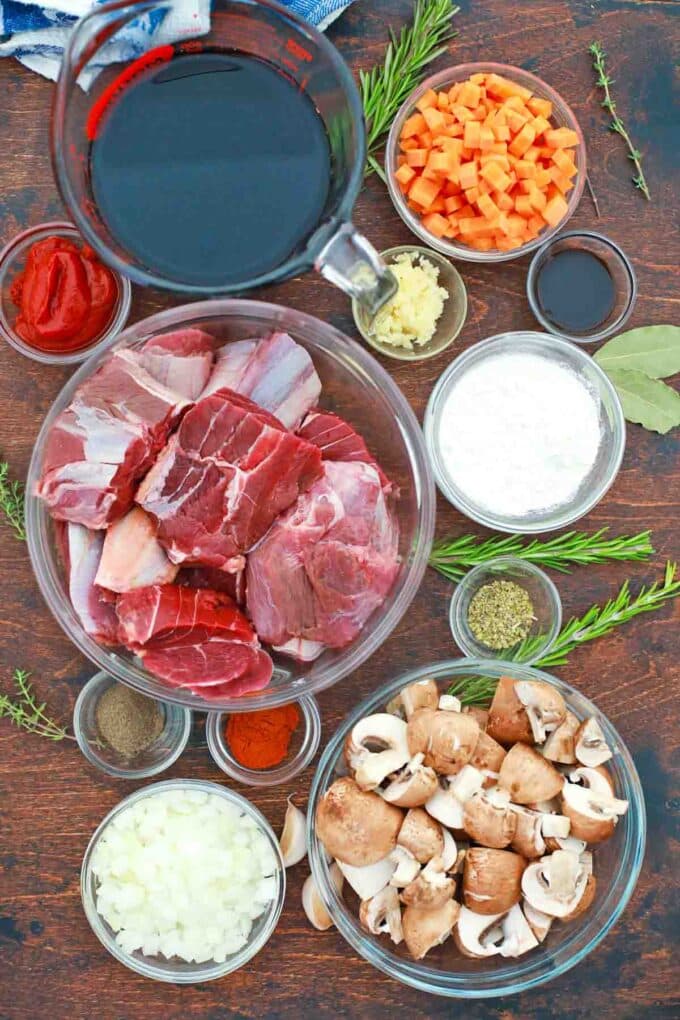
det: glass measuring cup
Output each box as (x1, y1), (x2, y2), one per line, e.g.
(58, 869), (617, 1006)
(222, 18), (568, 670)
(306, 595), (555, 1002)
(52, 0), (396, 313)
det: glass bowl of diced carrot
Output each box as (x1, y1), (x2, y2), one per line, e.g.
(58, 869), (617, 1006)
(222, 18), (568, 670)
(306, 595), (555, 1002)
(385, 64), (586, 262)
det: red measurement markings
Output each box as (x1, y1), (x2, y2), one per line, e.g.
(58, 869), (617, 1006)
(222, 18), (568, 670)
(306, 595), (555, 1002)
(85, 45), (173, 141)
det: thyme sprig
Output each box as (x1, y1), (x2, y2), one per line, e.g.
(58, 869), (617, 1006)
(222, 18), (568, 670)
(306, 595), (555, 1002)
(589, 42), (650, 200)
(430, 528), (654, 583)
(0, 461), (26, 541)
(449, 563), (680, 705)
(361, 0), (459, 181)
(0, 669), (74, 741)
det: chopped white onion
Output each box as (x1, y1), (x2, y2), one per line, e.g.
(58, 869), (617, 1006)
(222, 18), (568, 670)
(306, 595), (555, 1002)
(91, 790), (279, 964)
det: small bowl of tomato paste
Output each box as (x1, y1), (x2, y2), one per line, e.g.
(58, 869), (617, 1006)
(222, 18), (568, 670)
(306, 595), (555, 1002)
(0, 221), (131, 364)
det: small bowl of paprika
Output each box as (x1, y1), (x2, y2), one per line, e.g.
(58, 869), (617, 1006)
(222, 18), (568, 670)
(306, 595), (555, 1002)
(206, 696), (322, 788)
(0, 221), (132, 365)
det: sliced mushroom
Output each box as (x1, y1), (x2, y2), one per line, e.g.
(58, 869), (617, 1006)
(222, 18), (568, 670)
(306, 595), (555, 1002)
(454, 906), (504, 958)
(440, 827), (458, 872)
(525, 797), (560, 813)
(280, 797), (307, 868)
(541, 813), (571, 839)
(542, 710), (580, 764)
(315, 777), (403, 866)
(407, 708), (480, 775)
(463, 705), (489, 730)
(302, 864), (343, 931)
(425, 781), (465, 830)
(470, 730), (506, 784)
(562, 873), (597, 921)
(522, 900), (553, 942)
(567, 764), (614, 796)
(400, 856), (456, 909)
(574, 717), (613, 768)
(359, 885), (404, 944)
(398, 807), (444, 863)
(335, 854), (397, 900)
(344, 713), (410, 790)
(544, 834), (587, 854)
(463, 790), (517, 849)
(463, 847), (525, 915)
(487, 676), (534, 746)
(498, 743), (564, 804)
(401, 679), (439, 720)
(561, 780), (628, 843)
(521, 849), (589, 918)
(509, 806), (545, 859)
(438, 694), (462, 712)
(389, 846), (421, 888)
(449, 764), (485, 803)
(497, 902), (540, 957)
(382, 756), (439, 808)
(402, 899), (460, 960)
(513, 680), (566, 744)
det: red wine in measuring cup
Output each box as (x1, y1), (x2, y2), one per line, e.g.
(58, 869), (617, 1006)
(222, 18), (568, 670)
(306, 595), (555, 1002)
(89, 50), (331, 288)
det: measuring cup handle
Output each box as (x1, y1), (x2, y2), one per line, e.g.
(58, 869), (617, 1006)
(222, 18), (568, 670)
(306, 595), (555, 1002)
(316, 223), (396, 316)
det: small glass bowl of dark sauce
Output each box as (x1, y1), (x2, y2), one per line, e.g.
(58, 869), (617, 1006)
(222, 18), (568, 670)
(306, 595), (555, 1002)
(527, 230), (636, 344)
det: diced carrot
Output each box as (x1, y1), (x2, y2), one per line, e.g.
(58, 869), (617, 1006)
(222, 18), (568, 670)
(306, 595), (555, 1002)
(441, 136), (464, 155)
(472, 104), (488, 122)
(524, 145), (542, 163)
(480, 153), (511, 171)
(527, 96), (553, 118)
(442, 111), (455, 126)
(423, 106), (446, 132)
(448, 82), (462, 104)
(528, 213), (545, 234)
(477, 192), (501, 222)
(544, 127), (580, 149)
(409, 176), (442, 207)
(534, 168), (551, 189)
(531, 115), (552, 138)
(514, 159), (536, 179)
(459, 161), (479, 190)
(503, 95), (527, 113)
(408, 199), (424, 213)
(415, 89), (438, 112)
(489, 141), (508, 155)
(456, 203), (476, 219)
(421, 212), (450, 237)
(401, 112), (427, 139)
(458, 216), (495, 238)
(425, 196), (447, 214)
(395, 164), (416, 188)
(480, 161), (512, 192)
(479, 124), (495, 151)
(515, 194), (534, 217)
(470, 72), (486, 84)
(472, 236), (495, 251)
(397, 154), (407, 168)
(506, 110), (530, 134)
(509, 123), (536, 158)
(543, 192), (569, 226)
(549, 166), (573, 194)
(528, 185), (547, 212)
(517, 179), (534, 194)
(486, 74), (532, 101)
(464, 187), (480, 205)
(400, 137), (420, 152)
(418, 131), (434, 148)
(445, 194), (464, 213)
(494, 124), (511, 142)
(552, 148), (578, 177)
(444, 180), (461, 196)
(463, 120), (482, 149)
(451, 104), (474, 123)
(437, 90), (450, 111)
(458, 81), (482, 108)
(494, 190), (514, 211)
(406, 149), (428, 167)
(478, 179), (491, 195)
(425, 151), (453, 175)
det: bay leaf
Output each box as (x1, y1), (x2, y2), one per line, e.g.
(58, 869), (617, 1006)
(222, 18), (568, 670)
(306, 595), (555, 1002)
(606, 368), (680, 434)
(594, 324), (680, 378)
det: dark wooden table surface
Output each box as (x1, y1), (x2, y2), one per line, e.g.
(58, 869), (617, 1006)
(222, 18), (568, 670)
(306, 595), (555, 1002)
(1, 1), (678, 1017)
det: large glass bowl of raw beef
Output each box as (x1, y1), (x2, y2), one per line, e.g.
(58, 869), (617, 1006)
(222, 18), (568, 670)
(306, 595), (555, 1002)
(26, 300), (435, 711)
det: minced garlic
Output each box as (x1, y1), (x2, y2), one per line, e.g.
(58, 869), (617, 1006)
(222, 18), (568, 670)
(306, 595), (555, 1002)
(369, 252), (447, 349)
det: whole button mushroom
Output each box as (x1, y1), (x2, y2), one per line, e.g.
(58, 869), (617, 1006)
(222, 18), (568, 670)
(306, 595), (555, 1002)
(463, 847), (526, 915)
(402, 899), (460, 960)
(315, 777), (403, 866)
(498, 743), (564, 804)
(407, 708), (480, 775)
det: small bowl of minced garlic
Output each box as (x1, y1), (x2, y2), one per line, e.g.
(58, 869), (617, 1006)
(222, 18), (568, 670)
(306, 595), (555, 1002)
(352, 245), (467, 361)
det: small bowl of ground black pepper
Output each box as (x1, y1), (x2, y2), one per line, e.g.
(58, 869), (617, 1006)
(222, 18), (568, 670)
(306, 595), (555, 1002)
(449, 556), (562, 664)
(206, 696), (321, 788)
(73, 672), (192, 779)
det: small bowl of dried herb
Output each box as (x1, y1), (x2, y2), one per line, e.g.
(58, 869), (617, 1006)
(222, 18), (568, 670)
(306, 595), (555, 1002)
(449, 556), (562, 664)
(73, 672), (192, 779)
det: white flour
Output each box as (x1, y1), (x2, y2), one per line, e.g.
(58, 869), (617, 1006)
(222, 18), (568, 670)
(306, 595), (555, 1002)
(438, 352), (602, 516)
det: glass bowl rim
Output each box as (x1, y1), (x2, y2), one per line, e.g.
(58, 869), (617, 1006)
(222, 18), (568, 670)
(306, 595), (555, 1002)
(0, 220), (132, 365)
(26, 297), (436, 712)
(80, 777), (286, 982)
(351, 244), (468, 362)
(526, 229), (638, 344)
(73, 670), (192, 779)
(384, 62), (587, 264)
(423, 330), (626, 533)
(307, 658), (646, 998)
(205, 693), (321, 787)
(448, 555), (563, 663)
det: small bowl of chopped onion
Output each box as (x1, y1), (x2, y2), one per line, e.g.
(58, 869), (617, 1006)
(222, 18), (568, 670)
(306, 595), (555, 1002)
(81, 779), (285, 982)
(352, 245), (467, 361)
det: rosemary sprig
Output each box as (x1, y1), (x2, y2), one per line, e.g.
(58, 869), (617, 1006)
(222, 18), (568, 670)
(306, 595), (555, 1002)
(0, 669), (74, 741)
(449, 562), (680, 705)
(430, 528), (654, 583)
(0, 461), (26, 541)
(361, 0), (459, 181)
(589, 42), (650, 200)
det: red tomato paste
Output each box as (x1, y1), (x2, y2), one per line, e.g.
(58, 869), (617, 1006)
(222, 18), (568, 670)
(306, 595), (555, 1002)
(10, 236), (117, 352)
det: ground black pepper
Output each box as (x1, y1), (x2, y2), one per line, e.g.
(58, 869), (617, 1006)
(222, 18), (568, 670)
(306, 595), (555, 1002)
(95, 683), (163, 758)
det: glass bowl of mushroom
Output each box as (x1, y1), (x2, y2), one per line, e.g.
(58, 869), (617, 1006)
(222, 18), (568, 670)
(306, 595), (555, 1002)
(306, 660), (645, 998)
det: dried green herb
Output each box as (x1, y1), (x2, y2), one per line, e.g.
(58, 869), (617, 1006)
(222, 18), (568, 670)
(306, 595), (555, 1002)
(467, 580), (535, 650)
(0, 669), (74, 741)
(589, 42), (650, 200)
(0, 461), (26, 541)
(361, 0), (459, 181)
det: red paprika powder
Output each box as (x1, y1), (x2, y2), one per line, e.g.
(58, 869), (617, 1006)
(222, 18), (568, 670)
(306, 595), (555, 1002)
(10, 235), (117, 353)
(226, 703), (301, 769)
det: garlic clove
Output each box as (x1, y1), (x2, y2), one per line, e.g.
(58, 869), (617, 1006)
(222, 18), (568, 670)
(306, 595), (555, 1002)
(280, 797), (307, 868)
(302, 864), (343, 931)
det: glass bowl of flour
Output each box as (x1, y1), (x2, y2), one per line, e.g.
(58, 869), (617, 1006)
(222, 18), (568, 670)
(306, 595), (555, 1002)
(424, 332), (625, 533)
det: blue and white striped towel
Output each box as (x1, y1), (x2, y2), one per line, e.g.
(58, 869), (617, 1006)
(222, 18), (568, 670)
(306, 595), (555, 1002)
(0, 0), (356, 82)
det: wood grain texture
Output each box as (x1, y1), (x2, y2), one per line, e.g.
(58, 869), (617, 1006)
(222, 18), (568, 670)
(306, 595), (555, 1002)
(0, 1), (678, 1017)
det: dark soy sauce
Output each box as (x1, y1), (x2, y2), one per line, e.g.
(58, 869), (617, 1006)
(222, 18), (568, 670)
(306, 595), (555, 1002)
(90, 52), (331, 287)
(535, 248), (616, 334)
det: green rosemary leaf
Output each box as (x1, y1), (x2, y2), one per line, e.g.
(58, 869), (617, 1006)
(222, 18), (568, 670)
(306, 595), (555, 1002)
(0, 461), (26, 541)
